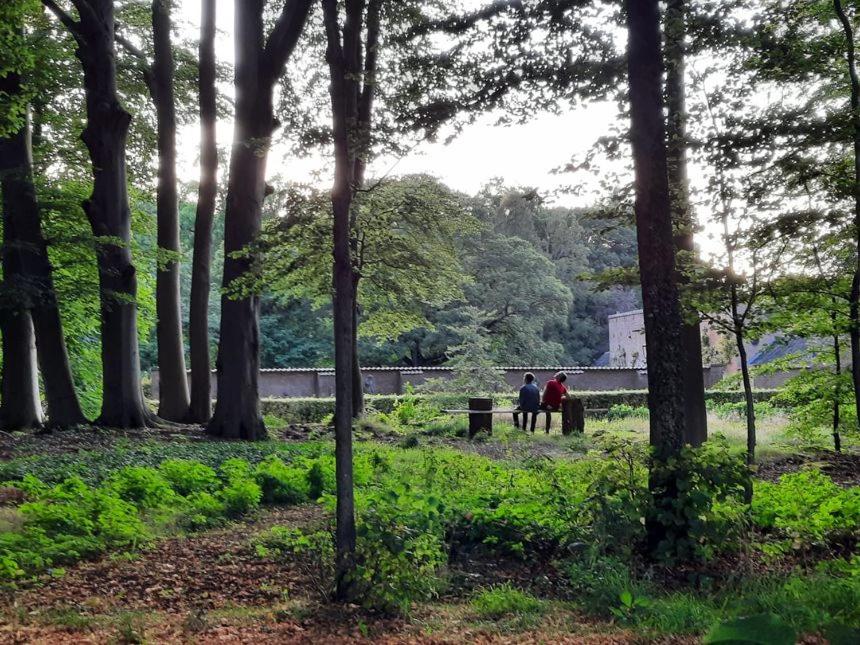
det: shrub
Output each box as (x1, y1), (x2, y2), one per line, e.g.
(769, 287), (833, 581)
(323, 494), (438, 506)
(220, 479), (262, 517)
(158, 460), (219, 496)
(106, 467), (175, 509)
(182, 492), (226, 529)
(348, 488), (447, 614)
(752, 469), (860, 544)
(647, 438), (750, 562)
(606, 404), (649, 421)
(471, 583), (545, 619)
(563, 555), (641, 617)
(254, 455), (309, 505)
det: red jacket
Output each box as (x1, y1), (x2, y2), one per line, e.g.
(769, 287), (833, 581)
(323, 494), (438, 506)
(542, 379), (567, 408)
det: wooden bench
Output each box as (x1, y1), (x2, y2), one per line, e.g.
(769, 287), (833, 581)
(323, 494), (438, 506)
(444, 397), (585, 438)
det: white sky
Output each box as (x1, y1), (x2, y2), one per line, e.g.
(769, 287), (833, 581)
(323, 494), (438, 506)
(173, 0), (625, 208)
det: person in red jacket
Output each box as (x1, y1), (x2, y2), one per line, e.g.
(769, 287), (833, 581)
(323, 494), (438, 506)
(540, 372), (568, 433)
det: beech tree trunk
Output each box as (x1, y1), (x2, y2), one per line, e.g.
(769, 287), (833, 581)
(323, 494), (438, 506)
(732, 311), (756, 466)
(0, 62), (85, 429)
(152, 0), (190, 421)
(46, 0), (151, 428)
(207, 0), (312, 439)
(188, 0), (217, 424)
(1, 141), (43, 430)
(0, 309), (42, 431)
(665, 0), (707, 447)
(832, 326), (843, 453)
(322, 0), (367, 599)
(1, 118), (85, 428)
(352, 282), (364, 417)
(625, 0), (689, 554)
(835, 0), (860, 429)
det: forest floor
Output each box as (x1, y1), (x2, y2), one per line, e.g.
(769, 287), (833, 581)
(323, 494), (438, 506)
(0, 412), (858, 643)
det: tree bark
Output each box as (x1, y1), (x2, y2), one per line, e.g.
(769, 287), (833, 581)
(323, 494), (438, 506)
(48, 0), (151, 428)
(834, 0), (860, 430)
(207, 0), (312, 439)
(188, 0), (217, 423)
(833, 326), (843, 453)
(151, 0), (190, 421)
(0, 69), (85, 429)
(732, 310), (756, 466)
(322, 0), (367, 599)
(1, 146), (43, 430)
(352, 281), (364, 417)
(625, 0), (689, 555)
(665, 0), (707, 447)
(0, 310), (42, 431)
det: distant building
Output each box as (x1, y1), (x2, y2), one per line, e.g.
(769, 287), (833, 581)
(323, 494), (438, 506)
(608, 309), (648, 368)
(604, 308), (811, 387)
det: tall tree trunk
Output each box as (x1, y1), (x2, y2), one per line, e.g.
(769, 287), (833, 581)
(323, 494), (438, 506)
(207, 0), (312, 439)
(1, 153), (43, 430)
(322, 0), (367, 599)
(833, 326), (843, 453)
(0, 310), (42, 431)
(188, 0), (217, 423)
(835, 0), (860, 429)
(731, 308), (756, 467)
(152, 0), (189, 421)
(625, 0), (689, 555)
(352, 281), (364, 417)
(0, 112), (85, 428)
(665, 0), (707, 447)
(0, 61), (85, 429)
(47, 0), (151, 428)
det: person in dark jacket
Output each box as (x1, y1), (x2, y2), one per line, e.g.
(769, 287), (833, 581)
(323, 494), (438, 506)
(514, 372), (540, 432)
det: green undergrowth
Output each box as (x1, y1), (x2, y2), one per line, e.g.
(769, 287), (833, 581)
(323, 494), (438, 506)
(562, 554), (860, 638)
(2, 434), (859, 628)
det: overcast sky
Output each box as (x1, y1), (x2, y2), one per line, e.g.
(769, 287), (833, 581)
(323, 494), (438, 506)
(172, 0), (626, 208)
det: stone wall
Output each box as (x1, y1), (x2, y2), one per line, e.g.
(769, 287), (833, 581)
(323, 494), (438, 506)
(150, 365), (728, 399)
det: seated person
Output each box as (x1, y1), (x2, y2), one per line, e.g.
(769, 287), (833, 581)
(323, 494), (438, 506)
(540, 371), (568, 433)
(513, 372), (540, 433)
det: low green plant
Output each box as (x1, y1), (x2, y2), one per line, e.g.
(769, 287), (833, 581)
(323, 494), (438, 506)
(606, 404), (649, 421)
(752, 468), (860, 545)
(158, 460), (219, 497)
(647, 438), (750, 562)
(471, 583), (544, 620)
(253, 455), (309, 504)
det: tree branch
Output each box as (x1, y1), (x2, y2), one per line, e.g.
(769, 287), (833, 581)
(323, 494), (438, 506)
(41, 0), (81, 38)
(262, 0), (314, 84)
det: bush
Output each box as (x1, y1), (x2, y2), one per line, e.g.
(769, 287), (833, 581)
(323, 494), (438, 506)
(105, 467), (175, 509)
(606, 404), (649, 421)
(647, 438), (750, 562)
(220, 479), (262, 518)
(158, 460), (219, 497)
(563, 555), (642, 617)
(254, 455), (309, 504)
(752, 469), (860, 544)
(471, 583), (545, 619)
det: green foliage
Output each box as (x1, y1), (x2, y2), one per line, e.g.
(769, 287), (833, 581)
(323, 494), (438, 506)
(752, 469), (860, 545)
(707, 399), (780, 421)
(253, 455), (309, 504)
(773, 369), (856, 444)
(606, 404), (649, 421)
(470, 583), (545, 620)
(647, 439), (751, 562)
(106, 467), (175, 509)
(562, 554), (642, 617)
(158, 460), (219, 496)
(704, 613), (796, 645)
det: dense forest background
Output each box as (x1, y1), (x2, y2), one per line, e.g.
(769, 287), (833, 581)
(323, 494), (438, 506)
(135, 180), (640, 375)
